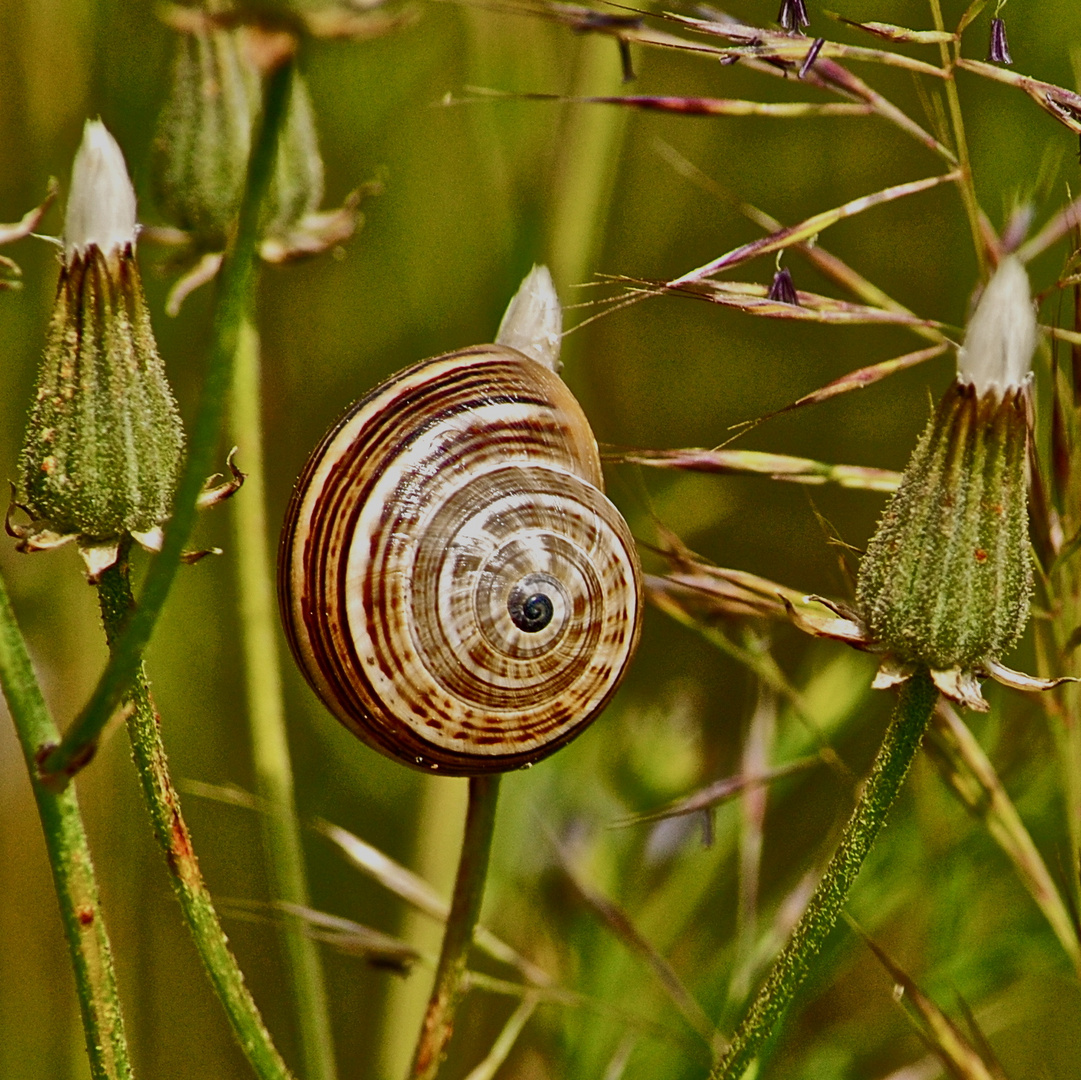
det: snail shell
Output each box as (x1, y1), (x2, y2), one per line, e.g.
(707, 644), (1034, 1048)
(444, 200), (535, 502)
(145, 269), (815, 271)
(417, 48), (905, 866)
(278, 343), (642, 775)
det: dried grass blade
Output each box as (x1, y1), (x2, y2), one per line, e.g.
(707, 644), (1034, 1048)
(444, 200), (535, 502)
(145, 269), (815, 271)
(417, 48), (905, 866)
(652, 141), (947, 342)
(957, 58), (1081, 134)
(314, 819), (552, 985)
(928, 704), (1081, 974)
(658, 14), (948, 76)
(735, 686), (777, 1000)
(611, 757), (817, 828)
(824, 15), (955, 44)
(645, 578), (823, 726)
(464, 972), (696, 1050)
(555, 848), (721, 1050)
(1016, 194), (1081, 264)
(956, 0), (989, 34)
(0, 178), (58, 244)
(855, 925), (1003, 1080)
(462, 996), (538, 1080)
(455, 87), (871, 118)
(214, 897), (420, 970)
(744, 343), (950, 426)
(662, 279), (949, 328)
(669, 172), (961, 286)
(616, 447), (903, 493)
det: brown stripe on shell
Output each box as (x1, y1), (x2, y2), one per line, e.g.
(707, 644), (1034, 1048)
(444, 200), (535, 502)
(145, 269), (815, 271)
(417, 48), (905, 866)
(278, 345), (642, 775)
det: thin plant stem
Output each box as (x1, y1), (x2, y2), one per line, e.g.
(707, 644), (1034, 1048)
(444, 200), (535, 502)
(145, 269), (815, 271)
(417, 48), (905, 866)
(409, 775), (502, 1080)
(96, 542), (295, 1080)
(0, 572), (134, 1080)
(549, 33), (631, 305)
(40, 56), (296, 784)
(929, 0), (987, 280)
(712, 670), (939, 1080)
(231, 315), (338, 1080)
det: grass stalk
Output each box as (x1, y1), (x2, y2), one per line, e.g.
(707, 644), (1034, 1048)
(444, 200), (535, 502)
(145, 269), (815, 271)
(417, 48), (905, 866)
(929, 0), (987, 280)
(548, 33), (630, 302)
(409, 775), (502, 1080)
(40, 57), (296, 783)
(96, 543), (294, 1080)
(712, 670), (939, 1080)
(0, 572), (134, 1080)
(231, 314), (338, 1080)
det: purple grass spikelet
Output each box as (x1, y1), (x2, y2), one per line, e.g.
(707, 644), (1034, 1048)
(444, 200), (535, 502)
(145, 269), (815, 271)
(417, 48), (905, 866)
(777, 0), (809, 32)
(767, 266), (799, 305)
(988, 17), (1012, 64)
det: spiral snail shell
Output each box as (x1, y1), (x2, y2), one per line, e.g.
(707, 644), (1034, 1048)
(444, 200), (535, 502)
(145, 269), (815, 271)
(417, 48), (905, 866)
(278, 268), (642, 775)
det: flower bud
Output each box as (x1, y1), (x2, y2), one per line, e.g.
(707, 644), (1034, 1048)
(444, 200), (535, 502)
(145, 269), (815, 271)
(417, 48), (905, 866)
(16, 121), (185, 575)
(153, 27), (256, 250)
(855, 257), (1036, 699)
(496, 265), (563, 373)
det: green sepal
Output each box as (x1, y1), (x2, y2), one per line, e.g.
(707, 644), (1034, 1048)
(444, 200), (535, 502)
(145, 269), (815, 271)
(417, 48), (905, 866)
(856, 380), (1032, 671)
(19, 247), (186, 541)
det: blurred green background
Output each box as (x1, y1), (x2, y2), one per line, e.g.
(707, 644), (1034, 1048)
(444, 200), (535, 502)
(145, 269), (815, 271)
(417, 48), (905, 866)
(2, 1), (1081, 1077)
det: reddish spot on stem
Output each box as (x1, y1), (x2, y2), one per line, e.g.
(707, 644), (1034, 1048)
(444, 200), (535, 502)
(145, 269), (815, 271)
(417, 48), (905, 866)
(974, 548), (988, 562)
(77, 906), (95, 926)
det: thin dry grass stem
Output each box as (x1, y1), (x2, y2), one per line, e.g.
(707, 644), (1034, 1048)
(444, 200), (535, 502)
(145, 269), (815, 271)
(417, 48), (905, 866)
(852, 921), (1005, 1080)
(1017, 193), (1081, 265)
(601, 1033), (638, 1080)
(314, 818), (552, 986)
(463, 972), (695, 1049)
(626, 276), (950, 329)
(450, 87), (873, 118)
(652, 141), (949, 344)
(653, 12), (949, 78)
(452, 0), (956, 157)
(461, 996), (538, 1080)
(1045, 325), (1081, 349)
(643, 567), (853, 780)
(553, 841), (724, 1055)
(613, 446), (902, 492)
(731, 685), (776, 1005)
(669, 171), (962, 287)
(825, 15), (955, 45)
(609, 757), (819, 829)
(213, 898), (421, 971)
(0, 178), (58, 244)
(927, 703), (1081, 975)
(725, 343), (952, 442)
(930, 0), (984, 256)
(647, 582), (813, 710)
(958, 58), (1081, 136)
(956, 0), (990, 35)
(878, 1056), (946, 1080)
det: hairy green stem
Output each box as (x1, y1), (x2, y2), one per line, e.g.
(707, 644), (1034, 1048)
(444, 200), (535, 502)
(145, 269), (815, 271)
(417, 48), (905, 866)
(231, 315), (338, 1080)
(41, 57), (296, 784)
(96, 544), (294, 1080)
(409, 776), (502, 1080)
(929, 0), (987, 280)
(712, 670), (939, 1080)
(0, 571), (134, 1080)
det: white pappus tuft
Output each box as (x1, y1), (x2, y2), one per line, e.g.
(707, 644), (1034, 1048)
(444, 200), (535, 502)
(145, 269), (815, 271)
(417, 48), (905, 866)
(63, 120), (138, 261)
(956, 255), (1037, 397)
(496, 264), (563, 373)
